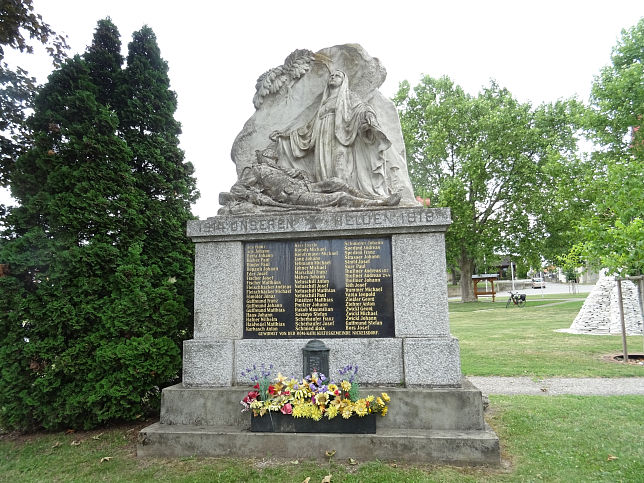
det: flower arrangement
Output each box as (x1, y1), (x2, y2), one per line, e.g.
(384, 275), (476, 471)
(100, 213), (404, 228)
(240, 364), (390, 421)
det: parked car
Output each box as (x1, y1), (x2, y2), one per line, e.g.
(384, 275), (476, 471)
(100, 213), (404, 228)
(532, 277), (546, 289)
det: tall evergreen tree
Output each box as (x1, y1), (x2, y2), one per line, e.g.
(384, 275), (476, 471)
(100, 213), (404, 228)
(117, 26), (198, 341)
(0, 21), (197, 430)
(0, 55), (140, 429)
(83, 18), (123, 108)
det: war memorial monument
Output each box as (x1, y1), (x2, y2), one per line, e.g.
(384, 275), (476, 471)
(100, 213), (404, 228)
(138, 44), (500, 465)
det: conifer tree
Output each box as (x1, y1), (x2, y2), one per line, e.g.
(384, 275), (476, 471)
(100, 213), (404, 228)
(0, 55), (139, 429)
(83, 18), (123, 108)
(0, 21), (197, 430)
(118, 26), (198, 341)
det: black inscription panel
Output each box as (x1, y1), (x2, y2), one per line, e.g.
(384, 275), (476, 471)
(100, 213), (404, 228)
(243, 238), (394, 338)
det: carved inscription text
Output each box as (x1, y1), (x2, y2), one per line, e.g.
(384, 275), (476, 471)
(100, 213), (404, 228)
(243, 238), (394, 338)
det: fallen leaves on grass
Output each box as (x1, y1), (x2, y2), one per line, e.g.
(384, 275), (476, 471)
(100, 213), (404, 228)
(92, 433), (103, 440)
(70, 440), (81, 446)
(301, 478), (310, 483)
(348, 458), (357, 465)
(100, 457), (112, 463)
(607, 455), (618, 461)
(321, 475), (332, 483)
(51, 441), (61, 449)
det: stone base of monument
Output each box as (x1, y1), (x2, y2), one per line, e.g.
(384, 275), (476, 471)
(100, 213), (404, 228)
(137, 208), (500, 465)
(137, 379), (499, 465)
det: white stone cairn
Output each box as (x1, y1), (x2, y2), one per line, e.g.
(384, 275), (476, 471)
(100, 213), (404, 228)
(562, 272), (643, 335)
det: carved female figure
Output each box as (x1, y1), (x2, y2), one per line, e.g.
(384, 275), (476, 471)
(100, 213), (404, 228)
(271, 70), (392, 199)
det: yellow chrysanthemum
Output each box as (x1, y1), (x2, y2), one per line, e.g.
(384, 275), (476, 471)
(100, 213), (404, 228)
(354, 400), (368, 417)
(341, 380), (352, 391)
(366, 395), (374, 403)
(381, 392), (390, 402)
(311, 406), (323, 421)
(381, 406), (388, 416)
(292, 404), (307, 418)
(326, 406), (339, 419)
(342, 407), (353, 419)
(376, 397), (384, 406)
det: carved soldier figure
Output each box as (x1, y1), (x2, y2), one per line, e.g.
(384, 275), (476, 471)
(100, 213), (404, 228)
(218, 149), (401, 214)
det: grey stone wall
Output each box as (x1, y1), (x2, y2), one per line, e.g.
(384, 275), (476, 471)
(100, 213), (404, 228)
(182, 207), (461, 387)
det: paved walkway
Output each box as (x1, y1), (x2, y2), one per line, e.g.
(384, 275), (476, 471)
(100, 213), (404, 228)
(468, 376), (644, 396)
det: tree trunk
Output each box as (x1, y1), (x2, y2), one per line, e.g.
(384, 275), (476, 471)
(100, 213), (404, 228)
(459, 249), (476, 302)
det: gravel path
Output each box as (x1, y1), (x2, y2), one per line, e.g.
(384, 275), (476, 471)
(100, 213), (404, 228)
(468, 376), (644, 396)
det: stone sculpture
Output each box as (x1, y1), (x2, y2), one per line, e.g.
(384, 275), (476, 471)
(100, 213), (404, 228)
(270, 69), (392, 198)
(218, 149), (401, 214)
(220, 44), (419, 214)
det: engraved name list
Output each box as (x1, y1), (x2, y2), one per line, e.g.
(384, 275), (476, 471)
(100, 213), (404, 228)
(243, 238), (394, 338)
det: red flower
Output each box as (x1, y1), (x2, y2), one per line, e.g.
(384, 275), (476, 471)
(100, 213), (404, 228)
(334, 390), (340, 395)
(280, 403), (293, 415)
(253, 383), (259, 389)
(241, 390), (259, 408)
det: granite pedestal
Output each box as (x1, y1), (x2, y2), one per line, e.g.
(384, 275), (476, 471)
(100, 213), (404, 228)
(138, 207), (500, 464)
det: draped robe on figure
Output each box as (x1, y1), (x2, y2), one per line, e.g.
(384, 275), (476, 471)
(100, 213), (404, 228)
(276, 71), (392, 199)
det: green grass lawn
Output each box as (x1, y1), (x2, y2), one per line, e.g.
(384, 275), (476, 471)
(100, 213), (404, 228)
(2, 294), (642, 481)
(2, 396), (642, 482)
(449, 296), (644, 377)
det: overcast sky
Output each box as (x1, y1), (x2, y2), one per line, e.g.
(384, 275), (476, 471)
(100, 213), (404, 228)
(2, 1), (643, 219)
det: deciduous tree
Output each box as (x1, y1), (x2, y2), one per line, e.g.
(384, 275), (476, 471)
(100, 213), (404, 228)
(0, 0), (68, 188)
(575, 18), (644, 276)
(395, 77), (584, 300)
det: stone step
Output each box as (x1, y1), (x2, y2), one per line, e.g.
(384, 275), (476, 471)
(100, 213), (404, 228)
(159, 380), (487, 431)
(137, 422), (500, 465)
